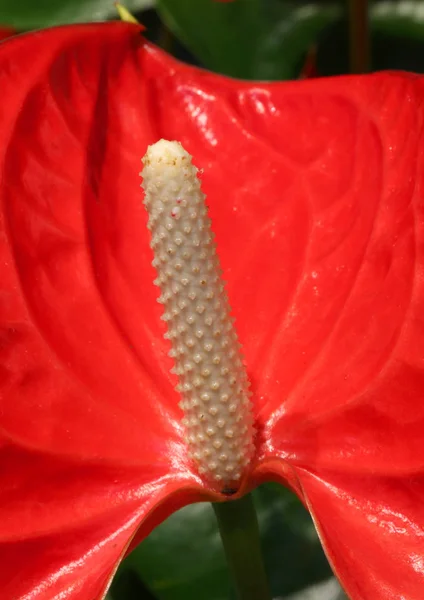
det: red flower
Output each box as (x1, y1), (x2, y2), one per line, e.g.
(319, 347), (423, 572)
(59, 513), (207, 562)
(1, 22), (424, 600)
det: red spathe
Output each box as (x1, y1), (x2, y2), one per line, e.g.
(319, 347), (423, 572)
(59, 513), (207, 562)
(0, 22), (423, 600)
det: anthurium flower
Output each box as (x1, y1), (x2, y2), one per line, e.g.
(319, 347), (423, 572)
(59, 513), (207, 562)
(1, 21), (424, 600)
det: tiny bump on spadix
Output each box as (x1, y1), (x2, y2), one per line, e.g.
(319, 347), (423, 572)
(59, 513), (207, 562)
(141, 139), (254, 488)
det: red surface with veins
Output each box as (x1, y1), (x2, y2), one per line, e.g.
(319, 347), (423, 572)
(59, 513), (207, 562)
(0, 22), (424, 600)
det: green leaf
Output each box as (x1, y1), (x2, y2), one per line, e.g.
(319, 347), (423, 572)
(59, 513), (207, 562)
(316, 2), (424, 76)
(371, 1), (424, 40)
(254, 484), (332, 597)
(156, 0), (338, 80)
(0, 0), (155, 29)
(157, 0), (424, 81)
(109, 570), (158, 600)
(123, 501), (231, 600)
(120, 483), (332, 600)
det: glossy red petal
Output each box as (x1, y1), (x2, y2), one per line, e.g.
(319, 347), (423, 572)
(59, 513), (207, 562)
(1, 444), (206, 598)
(0, 23), (207, 600)
(0, 24), (184, 461)
(297, 469), (424, 600)
(254, 74), (424, 478)
(2, 19), (424, 600)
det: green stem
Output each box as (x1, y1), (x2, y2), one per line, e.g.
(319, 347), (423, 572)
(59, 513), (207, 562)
(348, 0), (370, 73)
(212, 494), (272, 600)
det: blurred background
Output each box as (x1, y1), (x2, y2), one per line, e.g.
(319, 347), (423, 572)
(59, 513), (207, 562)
(3, 0), (424, 77)
(0, 0), (420, 598)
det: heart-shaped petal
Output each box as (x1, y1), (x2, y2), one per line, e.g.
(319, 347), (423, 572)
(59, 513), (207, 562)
(1, 21), (424, 600)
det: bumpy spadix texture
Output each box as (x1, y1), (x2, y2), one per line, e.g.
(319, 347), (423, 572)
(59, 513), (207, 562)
(141, 140), (254, 486)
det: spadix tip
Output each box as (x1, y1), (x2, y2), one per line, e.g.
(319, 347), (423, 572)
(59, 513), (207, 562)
(143, 139), (191, 167)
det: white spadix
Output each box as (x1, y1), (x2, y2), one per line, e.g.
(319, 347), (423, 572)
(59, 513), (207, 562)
(141, 139), (254, 487)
